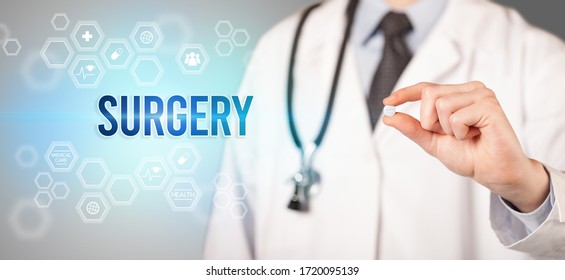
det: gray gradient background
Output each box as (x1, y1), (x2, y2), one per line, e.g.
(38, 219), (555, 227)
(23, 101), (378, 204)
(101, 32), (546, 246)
(0, 0), (563, 259)
(498, 0), (565, 40)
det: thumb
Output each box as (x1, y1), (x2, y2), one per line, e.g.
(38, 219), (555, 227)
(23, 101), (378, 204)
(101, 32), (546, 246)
(383, 113), (437, 156)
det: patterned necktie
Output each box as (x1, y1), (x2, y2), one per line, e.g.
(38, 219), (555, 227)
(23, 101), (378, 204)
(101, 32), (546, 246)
(367, 11), (413, 129)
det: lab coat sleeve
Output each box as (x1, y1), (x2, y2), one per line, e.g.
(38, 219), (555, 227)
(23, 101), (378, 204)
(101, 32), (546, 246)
(491, 167), (565, 258)
(202, 40), (264, 260)
(202, 140), (254, 259)
(490, 16), (565, 258)
(498, 186), (553, 235)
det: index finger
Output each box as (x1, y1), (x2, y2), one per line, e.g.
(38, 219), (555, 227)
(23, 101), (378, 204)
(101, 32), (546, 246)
(384, 82), (435, 106)
(384, 81), (487, 106)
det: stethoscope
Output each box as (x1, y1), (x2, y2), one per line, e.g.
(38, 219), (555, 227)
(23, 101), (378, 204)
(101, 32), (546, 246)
(286, 0), (360, 212)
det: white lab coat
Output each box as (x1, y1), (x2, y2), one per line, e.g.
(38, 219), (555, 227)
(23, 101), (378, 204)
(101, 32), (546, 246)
(204, 0), (565, 259)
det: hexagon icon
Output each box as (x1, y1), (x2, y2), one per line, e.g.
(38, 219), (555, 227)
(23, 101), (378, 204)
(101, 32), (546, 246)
(44, 141), (78, 172)
(76, 158), (110, 189)
(76, 193), (110, 224)
(135, 158), (171, 190)
(213, 173), (231, 191)
(231, 29), (250, 47)
(230, 183), (248, 200)
(51, 182), (70, 200)
(213, 192), (231, 209)
(9, 200), (52, 240)
(229, 201), (248, 219)
(3, 38), (21, 56)
(165, 178), (202, 212)
(71, 21), (104, 51)
(215, 20), (234, 38)
(167, 143), (201, 173)
(40, 38), (74, 68)
(176, 44), (209, 75)
(130, 22), (163, 52)
(101, 38), (134, 69)
(35, 172), (54, 190)
(68, 55), (105, 89)
(34, 191), (53, 208)
(106, 175), (139, 206)
(130, 56), (163, 86)
(51, 13), (70, 31)
(15, 145), (38, 168)
(215, 39), (234, 57)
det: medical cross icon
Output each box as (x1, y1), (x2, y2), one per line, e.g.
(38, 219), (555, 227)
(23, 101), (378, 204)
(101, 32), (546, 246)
(71, 21), (104, 51)
(82, 31), (93, 42)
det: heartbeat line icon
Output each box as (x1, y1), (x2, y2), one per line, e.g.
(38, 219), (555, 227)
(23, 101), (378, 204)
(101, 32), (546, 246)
(74, 66), (96, 80)
(141, 167), (162, 182)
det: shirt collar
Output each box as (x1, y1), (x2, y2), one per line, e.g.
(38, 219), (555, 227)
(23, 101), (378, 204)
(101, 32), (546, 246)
(353, 0), (448, 46)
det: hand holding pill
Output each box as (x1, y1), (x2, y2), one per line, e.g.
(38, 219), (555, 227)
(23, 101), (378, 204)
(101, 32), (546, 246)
(382, 81), (549, 213)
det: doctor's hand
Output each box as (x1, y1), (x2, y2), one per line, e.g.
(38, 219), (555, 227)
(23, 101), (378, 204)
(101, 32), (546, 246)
(383, 81), (549, 213)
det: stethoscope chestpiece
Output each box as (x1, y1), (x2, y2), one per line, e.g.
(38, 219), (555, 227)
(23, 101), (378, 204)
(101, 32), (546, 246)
(288, 193), (309, 212)
(287, 144), (319, 212)
(288, 170), (312, 212)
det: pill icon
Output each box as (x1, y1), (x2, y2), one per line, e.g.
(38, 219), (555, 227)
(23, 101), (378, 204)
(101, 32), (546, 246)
(110, 48), (123, 60)
(383, 105), (396, 117)
(177, 153), (190, 165)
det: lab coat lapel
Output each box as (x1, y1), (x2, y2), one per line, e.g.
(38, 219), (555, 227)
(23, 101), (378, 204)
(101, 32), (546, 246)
(292, 0), (344, 144)
(396, 0), (462, 88)
(254, 0), (379, 259)
(296, 1), (464, 252)
(373, 0), (462, 143)
(284, 0), (379, 258)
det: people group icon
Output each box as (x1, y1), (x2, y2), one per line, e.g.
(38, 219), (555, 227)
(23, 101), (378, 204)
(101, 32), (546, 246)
(184, 51), (201, 67)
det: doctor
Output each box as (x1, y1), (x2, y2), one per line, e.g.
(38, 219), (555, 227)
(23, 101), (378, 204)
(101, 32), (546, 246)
(204, 0), (565, 259)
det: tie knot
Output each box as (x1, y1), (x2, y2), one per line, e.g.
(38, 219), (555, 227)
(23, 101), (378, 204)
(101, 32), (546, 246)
(378, 12), (412, 38)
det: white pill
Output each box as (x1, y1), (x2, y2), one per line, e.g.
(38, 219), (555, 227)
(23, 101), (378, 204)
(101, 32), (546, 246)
(383, 105), (396, 117)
